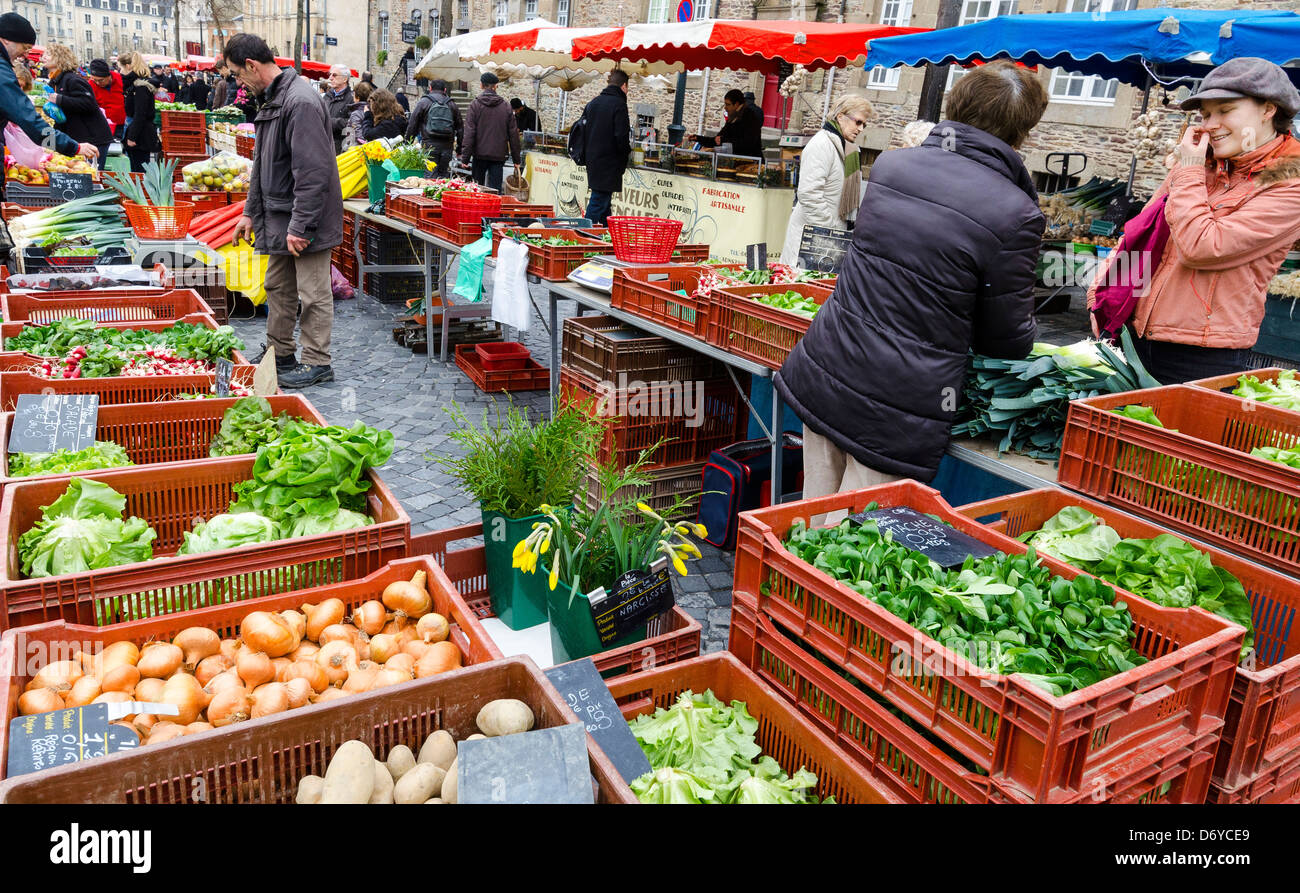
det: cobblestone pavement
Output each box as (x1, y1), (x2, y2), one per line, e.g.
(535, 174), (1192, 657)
(229, 283), (736, 654)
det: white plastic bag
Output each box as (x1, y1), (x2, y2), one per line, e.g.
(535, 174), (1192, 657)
(491, 238), (532, 332)
(179, 151), (251, 193)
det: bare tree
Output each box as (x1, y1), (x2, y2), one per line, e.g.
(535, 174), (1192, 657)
(293, 0), (304, 72)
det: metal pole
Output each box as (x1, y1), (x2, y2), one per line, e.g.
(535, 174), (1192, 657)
(1127, 73), (1153, 199)
(917, 0), (963, 122)
(668, 71), (688, 146)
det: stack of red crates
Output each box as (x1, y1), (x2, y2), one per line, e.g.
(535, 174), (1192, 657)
(160, 109), (207, 163)
(333, 210), (357, 286)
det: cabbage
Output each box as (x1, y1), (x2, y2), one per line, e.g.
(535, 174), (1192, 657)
(18, 478), (157, 578)
(283, 508), (372, 538)
(176, 511), (280, 555)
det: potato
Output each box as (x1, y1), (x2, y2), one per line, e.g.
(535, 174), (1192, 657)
(320, 740), (376, 804)
(441, 758), (458, 804)
(370, 760), (395, 804)
(295, 775), (325, 804)
(386, 744), (416, 781)
(476, 699), (534, 737)
(418, 729), (456, 770)
(467, 733), (486, 741)
(394, 763), (443, 804)
(424, 797), (444, 804)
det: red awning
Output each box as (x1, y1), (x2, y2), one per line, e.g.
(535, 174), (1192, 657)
(571, 19), (930, 75)
(271, 57), (358, 79)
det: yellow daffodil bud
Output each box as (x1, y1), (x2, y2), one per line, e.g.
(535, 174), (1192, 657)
(549, 563), (559, 591)
(512, 539), (528, 560)
(637, 502), (653, 514)
(540, 537), (550, 555)
(693, 523), (708, 538)
(672, 554), (688, 576)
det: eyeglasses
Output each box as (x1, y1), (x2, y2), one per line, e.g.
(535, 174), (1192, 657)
(849, 117), (868, 129)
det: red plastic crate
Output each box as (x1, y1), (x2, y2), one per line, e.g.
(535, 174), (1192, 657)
(705, 282), (831, 370)
(421, 206), (537, 246)
(0, 555), (501, 781)
(559, 367), (748, 471)
(165, 155), (208, 181)
(491, 227), (608, 281)
(162, 130), (207, 155)
(1207, 745), (1300, 803)
(474, 341), (530, 371)
(386, 192), (441, 227)
(606, 651), (902, 803)
(1, 314), (243, 364)
(0, 458), (409, 632)
(1058, 384), (1300, 575)
(1189, 367), (1291, 399)
(955, 487), (1300, 790)
(0, 394), (326, 489)
(730, 480), (1244, 803)
(1, 289), (215, 324)
(441, 190), (502, 229)
(561, 314), (726, 384)
(454, 343), (548, 392)
(0, 364), (259, 410)
(407, 523), (702, 680)
(0, 656), (635, 803)
(161, 109), (207, 133)
(577, 461), (704, 522)
(731, 603), (1220, 804)
(610, 264), (713, 339)
(173, 189), (231, 213)
(235, 133), (255, 159)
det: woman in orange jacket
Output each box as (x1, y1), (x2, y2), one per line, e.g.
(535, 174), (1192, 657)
(1093, 57), (1300, 384)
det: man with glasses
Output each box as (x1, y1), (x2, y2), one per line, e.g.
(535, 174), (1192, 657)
(323, 64), (353, 154)
(226, 34), (344, 390)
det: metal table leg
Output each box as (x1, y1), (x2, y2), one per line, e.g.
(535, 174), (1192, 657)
(549, 289), (560, 413)
(770, 386), (785, 505)
(424, 241), (435, 365)
(439, 248), (453, 364)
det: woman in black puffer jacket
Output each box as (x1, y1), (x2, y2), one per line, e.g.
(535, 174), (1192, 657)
(776, 62), (1047, 507)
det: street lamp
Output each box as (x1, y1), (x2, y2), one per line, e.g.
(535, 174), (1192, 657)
(195, 10), (208, 56)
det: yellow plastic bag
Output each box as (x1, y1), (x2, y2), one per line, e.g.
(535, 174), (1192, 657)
(218, 242), (268, 305)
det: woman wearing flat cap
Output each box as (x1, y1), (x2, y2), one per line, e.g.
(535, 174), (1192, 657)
(1091, 57), (1300, 384)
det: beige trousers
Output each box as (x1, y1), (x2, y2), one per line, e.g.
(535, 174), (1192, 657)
(802, 426), (903, 526)
(265, 248), (334, 367)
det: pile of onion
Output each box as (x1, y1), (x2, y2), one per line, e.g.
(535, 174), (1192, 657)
(18, 569), (460, 746)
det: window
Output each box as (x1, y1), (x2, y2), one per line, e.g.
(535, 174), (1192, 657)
(152, 21), (157, 30)
(556, 0), (568, 26)
(102, 15), (109, 24)
(85, 29), (93, 42)
(458, 0), (468, 22)
(647, 0), (708, 23)
(428, 8), (440, 37)
(121, 17), (127, 27)
(85, 13), (91, 21)
(525, 0), (537, 20)
(947, 0), (1017, 90)
(151, 3), (157, 12)
(379, 14), (389, 52)
(494, 0), (507, 27)
(1048, 0), (1138, 105)
(867, 0), (913, 90)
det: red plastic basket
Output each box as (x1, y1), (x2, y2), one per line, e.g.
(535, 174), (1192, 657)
(408, 523), (702, 681)
(474, 341), (530, 371)
(955, 487), (1300, 791)
(454, 343), (548, 392)
(0, 365), (259, 411)
(1, 288), (214, 324)
(0, 555), (501, 781)
(609, 264), (715, 339)
(729, 480), (1244, 803)
(1207, 745), (1300, 803)
(122, 200), (196, 240)
(607, 216), (684, 264)
(705, 281), (831, 370)
(1057, 384), (1300, 575)
(440, 190), (502, 229)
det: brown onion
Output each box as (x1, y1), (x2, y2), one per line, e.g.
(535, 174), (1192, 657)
(161, 673), (207, 725)
(415, 641), (462, 678)
(134, 677), (166, 703)
(283, 659), (329, 693)
(92, 691), (136, 722)
(315, 641), (359, 687)
(401, 640), (432, 662)
(207, 687), (251, 727)
(133, 714), (159, 735)
(240, 611), (298, 658)
(342, 662), (380, 693)
(194, 654), (233, 687)
(283, 677), (312, 709)
(289, 641), (320, 662)
(185, 721), (214, 735)
(65, 675), (102, 708)
(101, 663), (141, 694)
(250, 682), (289, 718)
(137, 643), (183, 679)
(382, 571), (431, 619)
(236, 650), (275, 690)
(318, 623), (361, 648)
(380, 618), (407, 637)
(203, 668), (243, 698)
(371, 668), (412, 690)
(272, 656), (293, 681)
(367, 633), (400, 664)
(145, 723), (186, 745)
(417, 613), (450, 644)
(383, 653), (416, 678)
(172, 627), (221, 669)
(19, 688), (63, 715)
(97, 641), (140, 675)
(303, 598), (346, 641)
(219, 638), (241, 663)
(352, 600), (388, 636)
(312, 688), (349, 704)
(279, 609), (307, 642)
(29, 659), (84, 692)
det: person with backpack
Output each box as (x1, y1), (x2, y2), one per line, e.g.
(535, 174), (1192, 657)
(407, 79), (462, 177)
(572, 69), (631, 226)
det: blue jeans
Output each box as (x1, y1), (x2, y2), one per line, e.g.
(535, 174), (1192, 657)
(586, 190), (612, 225)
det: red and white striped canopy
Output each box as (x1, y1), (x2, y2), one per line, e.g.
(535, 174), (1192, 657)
(489, 26), (629, 72)
(572, 19), (930, 75)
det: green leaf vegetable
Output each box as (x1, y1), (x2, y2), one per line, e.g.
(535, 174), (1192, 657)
(1022, 507), (1255, 660)
(1251, 444), (1300, 469)
(18, 478), (157, 578)
(388, 139), (430, 170)
(778, 516), (1147, 696)
(176, 511), (280, 555)
(749, 289), (820, 318)
(1234, 369), (1300, 411)
(4, 318), (244, 365)
(209, 396), (291, 457)
(629, 690), (823, 804)
(1110, 404), (1166, 427)
(8, 441), (133, 478)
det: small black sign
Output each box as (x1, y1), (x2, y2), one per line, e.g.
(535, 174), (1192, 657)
(325, 36), (338, 46)
(457, 723), (594, 804)
(545, 658), (651, 784)
(6, 703), (139, 778)
(401, 22), (420, 43)
(746, 242), (768, 271)
(1101, 196), (1137, 227)
(215, 358), (234, 397)
(588, 563), (674, 647)
(9, 393), (99, 455)
(48, 171), (94, 201)
(849, 505), (1000, 569)
(797, 224), (851, 274)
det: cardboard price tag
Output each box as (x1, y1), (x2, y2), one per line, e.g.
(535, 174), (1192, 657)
(8, 393), (99, 455)
(6, 703), (139, 778)
(587, 560), (674, 647)
(848, 505), (999, 569)
(545, 659), (651, 784)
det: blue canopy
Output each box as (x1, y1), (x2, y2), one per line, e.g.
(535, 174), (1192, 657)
(1214, 16), (1300, 68)
(864, 7), (1300, 87)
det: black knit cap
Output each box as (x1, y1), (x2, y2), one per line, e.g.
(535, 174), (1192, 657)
(0, 12), (38, 44)
(88, 58), (111, 77)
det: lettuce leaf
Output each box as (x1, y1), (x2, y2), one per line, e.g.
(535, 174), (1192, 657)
(8, 441), (134, 478)
(283, 508), (372, 538)
(17, 478), (157, 578)
(176, 511), (281, 555)
(209, 397), (290, 457)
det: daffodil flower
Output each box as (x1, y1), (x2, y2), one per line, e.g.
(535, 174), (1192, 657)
(637, 502), (654, 514)
(671, 554), (688, 576)
(512, 539), (528, 560)
(548, 563), (559, 591)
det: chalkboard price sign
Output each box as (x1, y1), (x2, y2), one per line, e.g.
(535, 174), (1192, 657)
(849, 505), (999, 569)
(215, 358), (234, 397)
(545, 658), (651, 783)
(587, 559), (674, 647)
(457, 723), (594, 804)
(49, 171), (95, 201)
(6, 703), (139, 778)
(8, 393), (99, 455)
(797, 224), (851, 274)
(746, 242), (768, 271)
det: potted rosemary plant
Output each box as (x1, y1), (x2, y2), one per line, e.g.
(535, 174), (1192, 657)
(512, 460), (707, 663)
(435, 402), (603, 630)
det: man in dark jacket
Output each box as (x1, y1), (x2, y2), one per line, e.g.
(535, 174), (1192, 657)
(510, 97), (539, 134)
(190, 73), (211, 110)
(714, 88), (762, 158)
(211, 67), (229, 108)
(579, 69), (630, 226)
(460, 71), (520, 193)
(322, 64), (353, 154)
(406, 79), (461, 176)
(227, 33), (344, 390)
(0, 14), (95, 190)
(775, 62), (1046, 504)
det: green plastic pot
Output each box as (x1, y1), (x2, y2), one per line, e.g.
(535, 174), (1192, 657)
(366, 162), (388, 205)
(481, 509), (551, 630)
(546, 558), (671, 664)
(396, 167), (427, 180)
